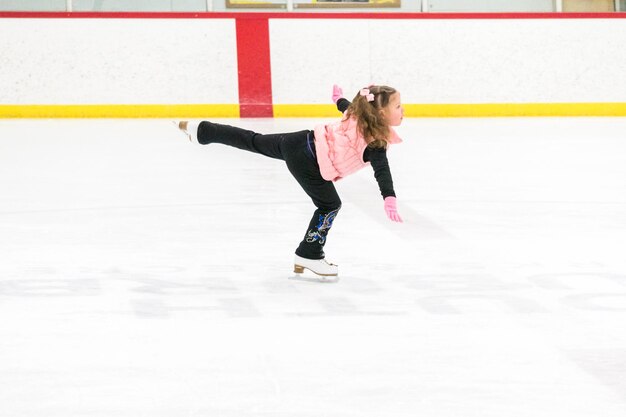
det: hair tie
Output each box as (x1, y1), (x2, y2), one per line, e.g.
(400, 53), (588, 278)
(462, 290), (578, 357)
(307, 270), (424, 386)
(359, 88), (375, 102)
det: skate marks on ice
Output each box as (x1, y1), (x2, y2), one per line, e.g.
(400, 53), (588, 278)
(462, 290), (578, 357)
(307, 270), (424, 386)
(340, 176), (454, 240)
(566, 348), (626, 401)
(2, 261), (626, 318)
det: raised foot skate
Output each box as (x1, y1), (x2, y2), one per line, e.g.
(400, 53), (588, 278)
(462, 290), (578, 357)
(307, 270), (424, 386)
(173, 120), (193, 142)
(291, 255), (339, 282)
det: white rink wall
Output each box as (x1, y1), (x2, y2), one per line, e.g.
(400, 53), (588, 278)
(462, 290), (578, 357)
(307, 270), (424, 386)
(0, 18), (238, 105)
(1, 14), (625, 109)
(272, 18), (626, 105)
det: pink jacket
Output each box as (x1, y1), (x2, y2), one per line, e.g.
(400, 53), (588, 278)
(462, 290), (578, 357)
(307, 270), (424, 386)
(313, 115), (402, 182)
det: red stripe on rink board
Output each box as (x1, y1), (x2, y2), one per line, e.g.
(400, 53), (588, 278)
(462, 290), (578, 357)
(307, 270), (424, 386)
(236, 18), (273, 118)
(0, 12), (625, 19)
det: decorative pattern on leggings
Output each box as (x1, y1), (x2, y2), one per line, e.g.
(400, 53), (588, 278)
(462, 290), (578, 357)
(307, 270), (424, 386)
(305, 209), (339, 245)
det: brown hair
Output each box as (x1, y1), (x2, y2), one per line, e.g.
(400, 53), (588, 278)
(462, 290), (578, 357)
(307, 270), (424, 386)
(345, 85), (397, 149)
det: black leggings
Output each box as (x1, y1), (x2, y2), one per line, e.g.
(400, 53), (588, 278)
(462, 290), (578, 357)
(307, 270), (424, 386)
(197, 121), (341, 260)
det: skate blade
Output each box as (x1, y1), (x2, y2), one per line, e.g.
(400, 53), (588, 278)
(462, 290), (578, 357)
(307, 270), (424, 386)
(290, 265), (339, 283)
(289, 274), (340, 283)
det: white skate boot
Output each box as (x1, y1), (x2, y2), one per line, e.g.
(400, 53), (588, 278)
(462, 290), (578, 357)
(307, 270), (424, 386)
(294, 255), (338, 277)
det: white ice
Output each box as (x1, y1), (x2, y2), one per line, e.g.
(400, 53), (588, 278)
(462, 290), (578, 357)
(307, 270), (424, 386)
(1, 117), (626, 416)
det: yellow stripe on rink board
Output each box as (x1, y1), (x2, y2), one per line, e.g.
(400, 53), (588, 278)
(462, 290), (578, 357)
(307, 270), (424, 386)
(275, 103), (626, 118)
(403, 103), (626, 117)
(2, 102), (626, 118)
(0, 104), (240, 118)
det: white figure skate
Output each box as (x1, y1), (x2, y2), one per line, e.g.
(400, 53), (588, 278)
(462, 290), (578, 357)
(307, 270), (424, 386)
(173, 120), (199, 143)
(293, 255), (339, 279)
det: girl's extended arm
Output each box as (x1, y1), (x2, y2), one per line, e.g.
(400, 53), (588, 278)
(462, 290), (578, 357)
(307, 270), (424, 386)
(367, 148), (402, 222)
(367, 148), (395, 198)
(363, 148), (402, 223)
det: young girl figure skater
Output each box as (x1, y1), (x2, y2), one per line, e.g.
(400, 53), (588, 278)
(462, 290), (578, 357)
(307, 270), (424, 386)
(177, 85), (404, 277)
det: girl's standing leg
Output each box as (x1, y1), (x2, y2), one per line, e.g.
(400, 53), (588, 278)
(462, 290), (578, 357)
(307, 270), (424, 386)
(281, 134), (342, 261)
(295, 192), (341, 261)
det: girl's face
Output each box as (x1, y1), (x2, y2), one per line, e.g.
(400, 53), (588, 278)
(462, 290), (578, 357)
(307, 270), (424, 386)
(382, 92), (404, 126)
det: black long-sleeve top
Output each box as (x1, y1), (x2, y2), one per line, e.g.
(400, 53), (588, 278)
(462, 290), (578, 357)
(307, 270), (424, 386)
(336, 98), (396, 199)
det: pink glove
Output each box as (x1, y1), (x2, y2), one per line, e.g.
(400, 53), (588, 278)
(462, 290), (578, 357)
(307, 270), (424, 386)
(332, 84), (344, 104)
(384, 197), (403, 223)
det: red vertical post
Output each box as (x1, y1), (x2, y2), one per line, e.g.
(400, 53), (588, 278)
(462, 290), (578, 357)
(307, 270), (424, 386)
(235, 17), (273, 117)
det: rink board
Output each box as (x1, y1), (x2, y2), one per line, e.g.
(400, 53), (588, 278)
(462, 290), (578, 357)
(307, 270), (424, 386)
(1, 12), (625, 117)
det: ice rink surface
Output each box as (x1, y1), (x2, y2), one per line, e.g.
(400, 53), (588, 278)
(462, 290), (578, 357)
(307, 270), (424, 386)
(1, 117), (626, 416)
